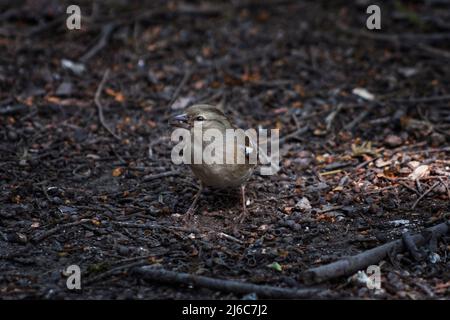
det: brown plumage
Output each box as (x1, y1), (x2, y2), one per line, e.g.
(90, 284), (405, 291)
(170, 104), (256, 222)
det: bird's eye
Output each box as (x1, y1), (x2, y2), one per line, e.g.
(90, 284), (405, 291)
(195, 116), (205, 121)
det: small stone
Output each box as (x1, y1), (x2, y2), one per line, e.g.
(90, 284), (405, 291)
(407, 161), (421, 170)
(375, 158), (391, 168)
(384, 134), (403, 148)
(398, 67), (418, 78)
(429, 253), (440, 264)
(58, 206), (78, 215)
(55, 81), (73, 96)
(295, 197), (312, 211)
(389, 219), (410, 227)
(408, 165), (429, 181)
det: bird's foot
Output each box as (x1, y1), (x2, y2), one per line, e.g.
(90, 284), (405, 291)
(182, 183), (203, 224)
(232, 210), (247, 235)
(182, 207), (196, 224)
(235, 185), (249, 225)
(235, 209), (248, 224)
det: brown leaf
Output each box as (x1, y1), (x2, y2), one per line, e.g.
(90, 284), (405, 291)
(112, 167), (124, 177)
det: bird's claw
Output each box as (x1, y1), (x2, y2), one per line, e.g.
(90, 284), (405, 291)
(182, 208), (195, 224)
(235, 209), (248, 224)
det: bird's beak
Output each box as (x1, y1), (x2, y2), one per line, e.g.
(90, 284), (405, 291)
(169, 113), (190, 129)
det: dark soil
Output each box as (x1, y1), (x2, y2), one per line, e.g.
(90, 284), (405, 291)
(0, 0), (449, 299)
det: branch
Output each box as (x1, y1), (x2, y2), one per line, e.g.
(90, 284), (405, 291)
(132, 266), (327, 299)
(301, 221), (449, 284)
(94, 69), (121, 140)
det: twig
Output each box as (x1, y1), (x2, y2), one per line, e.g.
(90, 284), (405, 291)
(84, 261), (147, 286)
(26, 16), (65, 37)
(417, 44), (450, 60)
(391, 94), (450, 104)
(325, 103), (343, 131)
(398, 181), (421, 195)
(94, 69), (121, 140)
(411, 181), (440, 209)
(344, 110), (369, 131)
(405, 146), (450, 155)
(337, 22), (450, 60)
(438, 177), (450, 201)
(217, 232), (244, 244)
(111, 221), (197, 233)
(167, 68), (193, 109)
(31, 219), (91, 243)
(79, 23), (117, 63)
(301, 221), (449, 284)
(337, 23), (450, 43)
(142, 170), (180, 182)
(148, 136), (169, 159)
(132, 266), (327, 299)
(278, 126), (308, 144)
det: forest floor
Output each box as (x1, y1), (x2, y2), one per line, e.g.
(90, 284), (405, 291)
(0, 0), (449, 299)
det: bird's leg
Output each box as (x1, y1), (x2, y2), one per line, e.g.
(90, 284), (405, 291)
(184, 182), (203, 222)
(236, 184), (248, 224)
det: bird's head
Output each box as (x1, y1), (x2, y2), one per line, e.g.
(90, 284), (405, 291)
(170, 104), (232, 131)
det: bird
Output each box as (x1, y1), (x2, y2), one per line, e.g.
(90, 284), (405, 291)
(169, 104), (256, 223)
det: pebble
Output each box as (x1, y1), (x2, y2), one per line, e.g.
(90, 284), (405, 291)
(8, 131), (18, 141)
(384, 134), (403, 147)
(295, 197), (312, 211)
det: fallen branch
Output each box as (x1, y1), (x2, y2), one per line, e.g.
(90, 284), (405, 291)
(301, 221), (449, 284)
(402, 233), (423, 261)
(94, 69), (121, 140)
(133, 266), (327, 299)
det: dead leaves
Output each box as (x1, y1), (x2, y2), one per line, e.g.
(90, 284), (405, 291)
(351, 141), (380, 157)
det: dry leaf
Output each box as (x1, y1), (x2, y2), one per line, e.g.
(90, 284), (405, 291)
(105, 88), (125, 102)
(112, 167), (124, 177)
(375, 158), (391, 168)
(408, 165), (429, 181)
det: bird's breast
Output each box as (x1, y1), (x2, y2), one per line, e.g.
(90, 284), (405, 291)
(190, 163), (254, 188)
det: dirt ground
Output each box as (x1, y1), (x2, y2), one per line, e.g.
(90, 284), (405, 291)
(0, 0), (449, 299)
